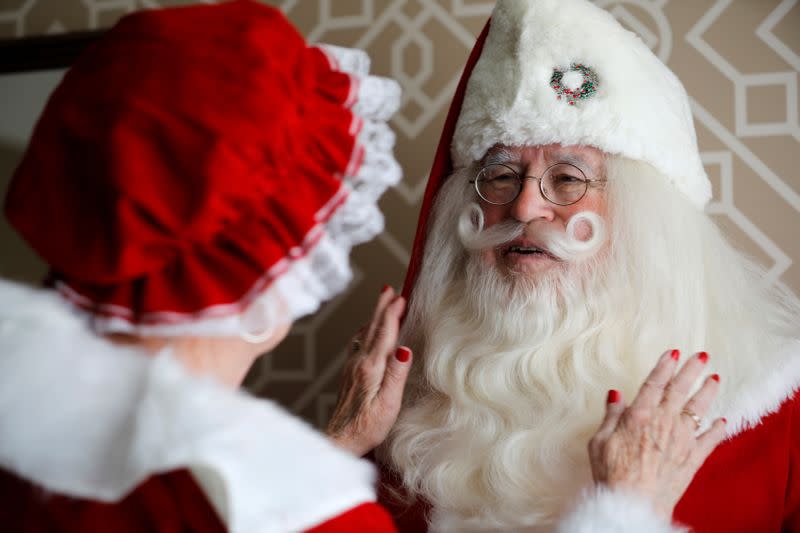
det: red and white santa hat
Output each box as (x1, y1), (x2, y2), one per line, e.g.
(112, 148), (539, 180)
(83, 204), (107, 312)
(4, 0), (402, 337)
(403, 0), (710, 297)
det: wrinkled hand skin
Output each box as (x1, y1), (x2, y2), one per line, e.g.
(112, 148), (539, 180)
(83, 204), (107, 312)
(588, 350), (728, 522)
(326, 287), (412, 457)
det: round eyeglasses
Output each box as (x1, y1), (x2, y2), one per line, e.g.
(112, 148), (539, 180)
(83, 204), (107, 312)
(470, 162), (605, 206)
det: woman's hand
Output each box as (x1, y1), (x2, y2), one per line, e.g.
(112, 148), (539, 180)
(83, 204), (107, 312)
(588, 350), (727, 522)
(326, 286), (412, 456)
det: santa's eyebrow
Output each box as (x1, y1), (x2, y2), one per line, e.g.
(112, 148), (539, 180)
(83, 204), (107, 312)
(549, 151), (598, 175)
(482, 148), (516, 167)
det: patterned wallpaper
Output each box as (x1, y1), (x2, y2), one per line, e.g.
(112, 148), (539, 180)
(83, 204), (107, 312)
(0, 0), (798, 429)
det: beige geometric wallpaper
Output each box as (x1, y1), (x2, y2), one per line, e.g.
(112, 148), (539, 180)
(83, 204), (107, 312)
(0, 1), (798, 429)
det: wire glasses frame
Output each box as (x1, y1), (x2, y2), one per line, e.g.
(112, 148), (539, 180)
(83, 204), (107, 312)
(470, 162), (606, 206)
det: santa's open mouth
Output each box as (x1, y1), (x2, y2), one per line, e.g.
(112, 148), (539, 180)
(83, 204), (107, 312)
(507, 245), (546, 255)
(502, 243), (559, 261)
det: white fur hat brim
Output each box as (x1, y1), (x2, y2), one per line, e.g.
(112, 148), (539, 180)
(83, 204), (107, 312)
(452, 0), (711, 208)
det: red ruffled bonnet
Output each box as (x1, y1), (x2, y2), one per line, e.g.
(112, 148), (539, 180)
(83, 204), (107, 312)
(5, 0), (401, 336)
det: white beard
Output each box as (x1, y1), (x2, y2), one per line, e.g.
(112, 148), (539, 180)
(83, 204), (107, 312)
(389, 247), (665, 531)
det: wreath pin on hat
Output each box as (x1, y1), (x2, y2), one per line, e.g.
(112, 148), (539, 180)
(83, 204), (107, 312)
(550, 63), (599, 105)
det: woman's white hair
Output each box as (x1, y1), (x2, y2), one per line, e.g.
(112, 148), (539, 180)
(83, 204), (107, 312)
(382, 156), (799, 531)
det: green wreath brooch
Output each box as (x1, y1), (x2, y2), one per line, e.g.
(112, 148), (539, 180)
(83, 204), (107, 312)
(550, 63), (599, 106)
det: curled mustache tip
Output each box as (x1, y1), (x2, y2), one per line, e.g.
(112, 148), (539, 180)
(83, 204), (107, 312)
(458, 204), (525, 252)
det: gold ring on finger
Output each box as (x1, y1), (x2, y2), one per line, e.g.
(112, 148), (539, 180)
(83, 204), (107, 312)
(680, 408), (702, 430)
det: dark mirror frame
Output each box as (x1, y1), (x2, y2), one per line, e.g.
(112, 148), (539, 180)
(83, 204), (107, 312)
(0, 31), (103, 73)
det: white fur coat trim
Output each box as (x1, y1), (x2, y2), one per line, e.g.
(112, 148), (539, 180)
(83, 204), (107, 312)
(711, 339), (800, 438)
(428, 489), (685, 532)
(452, 0), (711, 208)
(556, 488), (686, 533)
(0, 279), (376, 533)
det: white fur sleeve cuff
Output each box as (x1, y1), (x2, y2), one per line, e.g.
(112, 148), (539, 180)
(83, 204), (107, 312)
(557, 488), (687, 533)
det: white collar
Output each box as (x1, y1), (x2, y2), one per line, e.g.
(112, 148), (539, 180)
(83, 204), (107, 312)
(0, 279), (376, 533)
(706, 338), (800, 437)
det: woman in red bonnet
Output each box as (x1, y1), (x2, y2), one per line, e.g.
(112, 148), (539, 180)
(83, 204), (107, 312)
(0, 1), (410, 531)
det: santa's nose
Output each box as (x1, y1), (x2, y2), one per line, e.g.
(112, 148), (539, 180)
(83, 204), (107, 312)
(509, 178), (556, 223)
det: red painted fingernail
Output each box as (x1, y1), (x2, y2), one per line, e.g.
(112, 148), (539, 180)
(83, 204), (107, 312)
(395, 346), (411, 363)
(711, 373), (720, 382)
(698, 352), (709, 364)
(671, 349), (680, 361)
(607, 390), (620, 404)
(722, 418), (727, 424)
(381, 284), (392, 293)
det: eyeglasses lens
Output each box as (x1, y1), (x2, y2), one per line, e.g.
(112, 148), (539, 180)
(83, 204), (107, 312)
(476, 164), (520, 205)
(542, 163), (588, 206)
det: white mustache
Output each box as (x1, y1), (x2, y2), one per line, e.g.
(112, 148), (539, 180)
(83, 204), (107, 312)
(457, 203), (607, 262)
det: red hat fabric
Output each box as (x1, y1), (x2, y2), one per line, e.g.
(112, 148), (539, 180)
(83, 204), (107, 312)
(401, 19), (490, 300)
(5, 0), (401, 336)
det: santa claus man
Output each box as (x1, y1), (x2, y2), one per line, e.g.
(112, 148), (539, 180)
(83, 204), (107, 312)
(379, 0), (800, 531)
